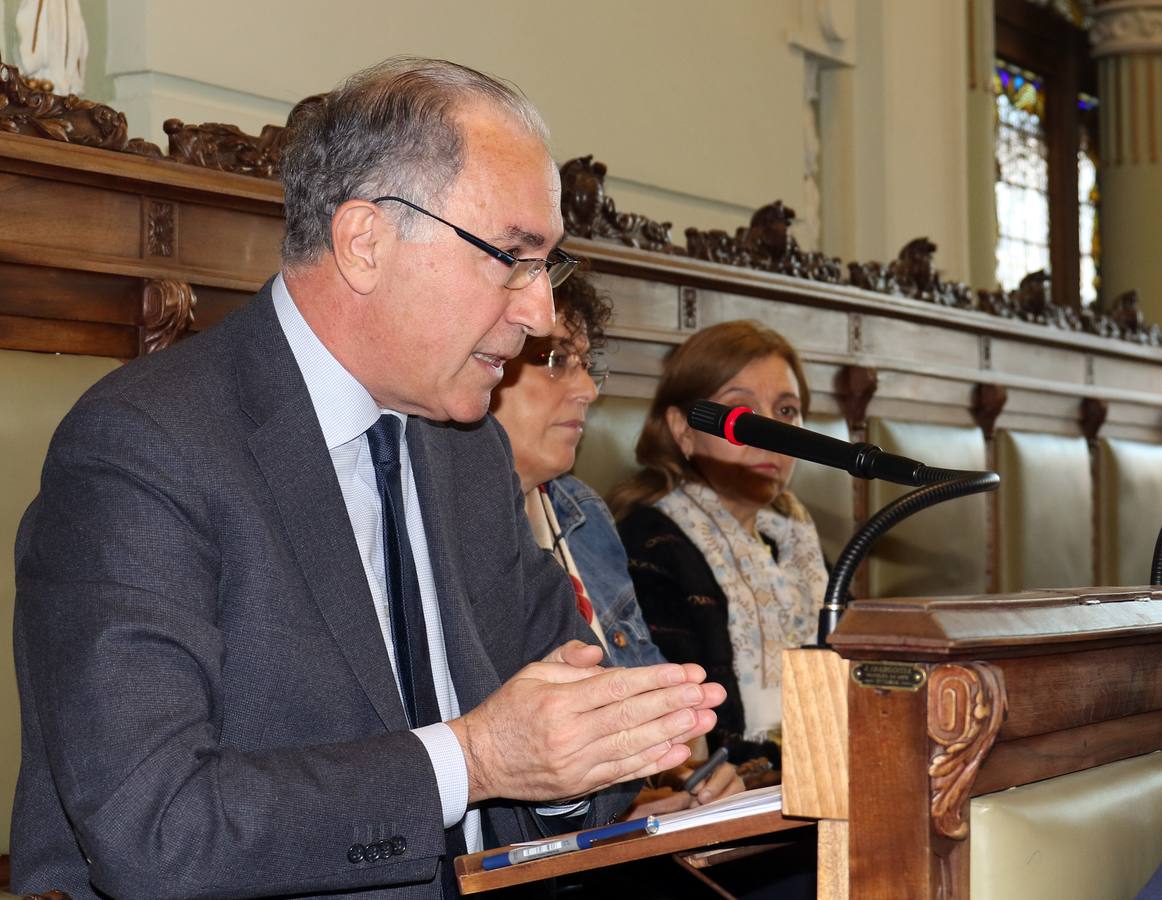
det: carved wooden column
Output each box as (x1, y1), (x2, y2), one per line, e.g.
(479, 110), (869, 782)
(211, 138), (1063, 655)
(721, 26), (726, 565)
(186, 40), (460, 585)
(927, 662), (1007, 900)
(1091, 1), (1162, 322)
(972, 384), (1008, 592)
(847, 658), (1006, 899)
(836, 364), (878, 598)
(1081, 395), (1110, 583)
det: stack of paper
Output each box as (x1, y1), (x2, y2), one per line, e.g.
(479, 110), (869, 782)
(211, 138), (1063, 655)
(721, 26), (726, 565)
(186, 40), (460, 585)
(650, 785), (783, 835)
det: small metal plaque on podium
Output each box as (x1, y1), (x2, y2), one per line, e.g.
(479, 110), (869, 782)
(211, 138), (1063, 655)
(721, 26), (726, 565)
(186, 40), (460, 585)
(851, 661), (927, 691)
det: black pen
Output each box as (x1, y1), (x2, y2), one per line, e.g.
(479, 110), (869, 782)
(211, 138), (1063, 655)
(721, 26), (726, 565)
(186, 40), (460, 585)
(682, 745), (730, 793)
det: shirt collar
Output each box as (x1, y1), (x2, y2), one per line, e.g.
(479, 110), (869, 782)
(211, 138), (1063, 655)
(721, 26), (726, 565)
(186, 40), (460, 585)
(272, 272), (401, 448)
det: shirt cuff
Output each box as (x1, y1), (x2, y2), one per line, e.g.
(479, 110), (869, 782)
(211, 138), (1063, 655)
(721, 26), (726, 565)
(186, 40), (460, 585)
(534, 800), (591, 817)
(413, 722), (468, 829)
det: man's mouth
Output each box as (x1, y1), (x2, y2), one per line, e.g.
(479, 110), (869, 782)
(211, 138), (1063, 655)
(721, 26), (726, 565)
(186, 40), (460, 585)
(473, 352), (507, 370)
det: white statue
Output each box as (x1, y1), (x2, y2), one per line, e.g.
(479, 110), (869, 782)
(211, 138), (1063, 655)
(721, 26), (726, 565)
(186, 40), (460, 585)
(16, 0), (89, 95)
(800, 58), (823, 253)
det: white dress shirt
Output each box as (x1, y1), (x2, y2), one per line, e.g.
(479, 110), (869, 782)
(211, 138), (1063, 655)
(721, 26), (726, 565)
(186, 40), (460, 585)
(271, 275), (481, 850)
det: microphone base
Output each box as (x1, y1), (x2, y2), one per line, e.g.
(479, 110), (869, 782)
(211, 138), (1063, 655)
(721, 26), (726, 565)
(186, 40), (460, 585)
(813, 605), (844, 648)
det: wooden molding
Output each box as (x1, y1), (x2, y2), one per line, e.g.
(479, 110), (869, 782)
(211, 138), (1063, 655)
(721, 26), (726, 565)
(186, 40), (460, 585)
(0, 36), (1159, 351)
(558, 156), (1162, 348)
(142, 279), (197, 354)
(927, 662), (1008, 840)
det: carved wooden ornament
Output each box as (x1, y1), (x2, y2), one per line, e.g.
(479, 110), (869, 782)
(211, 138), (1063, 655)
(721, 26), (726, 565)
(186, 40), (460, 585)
(836, 365), (878, 430)
(142, 280), (197, 354)
(971, 383), (1009, 439)
(1081, 396), (1109, 442)
(927, 661), (1007, 840)
(0, 52), (160, 156)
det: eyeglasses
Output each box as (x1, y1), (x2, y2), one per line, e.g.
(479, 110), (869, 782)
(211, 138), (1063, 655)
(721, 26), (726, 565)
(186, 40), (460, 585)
(523, 341), (610, 393)
(371, 195), (579, 290)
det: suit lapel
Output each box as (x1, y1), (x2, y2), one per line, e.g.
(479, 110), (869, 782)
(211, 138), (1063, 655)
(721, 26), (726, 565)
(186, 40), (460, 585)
(235, 288), (409, 731)
(406, 418), (502, 714)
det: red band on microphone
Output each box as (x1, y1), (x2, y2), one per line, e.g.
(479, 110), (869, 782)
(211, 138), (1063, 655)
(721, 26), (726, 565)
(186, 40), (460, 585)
(722, 406), (751, 446)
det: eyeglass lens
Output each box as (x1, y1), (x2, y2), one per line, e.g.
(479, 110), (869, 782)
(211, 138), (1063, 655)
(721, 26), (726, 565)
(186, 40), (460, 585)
(525, 344), (608, 391)
(502, 255), (578, 290)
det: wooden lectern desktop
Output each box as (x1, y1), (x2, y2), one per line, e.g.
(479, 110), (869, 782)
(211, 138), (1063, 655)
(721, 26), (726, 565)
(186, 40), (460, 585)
(458, 587), (1162, 899)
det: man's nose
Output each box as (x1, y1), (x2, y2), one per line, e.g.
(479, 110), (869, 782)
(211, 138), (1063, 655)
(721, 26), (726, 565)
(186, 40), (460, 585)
(508, 274), (556, 337)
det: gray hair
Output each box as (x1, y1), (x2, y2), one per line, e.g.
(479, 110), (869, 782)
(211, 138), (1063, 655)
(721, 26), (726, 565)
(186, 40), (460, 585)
(279, 56), (551, 266)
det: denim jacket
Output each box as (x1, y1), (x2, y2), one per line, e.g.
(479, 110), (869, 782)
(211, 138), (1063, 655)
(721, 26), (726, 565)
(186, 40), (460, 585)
(547, 475), (668, 668)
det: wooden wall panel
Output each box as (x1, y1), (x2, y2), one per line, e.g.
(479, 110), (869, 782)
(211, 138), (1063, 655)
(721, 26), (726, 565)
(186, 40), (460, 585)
(861, 317), (980, 371)
(989, 338), (1088, 386)
(176, 204), (282, 282)
(0, 175), (142, 259)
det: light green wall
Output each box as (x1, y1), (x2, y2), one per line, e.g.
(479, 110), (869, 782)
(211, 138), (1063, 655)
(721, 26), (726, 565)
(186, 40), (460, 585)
(1, 0), (986, 278)
(0, 351), (122, 855)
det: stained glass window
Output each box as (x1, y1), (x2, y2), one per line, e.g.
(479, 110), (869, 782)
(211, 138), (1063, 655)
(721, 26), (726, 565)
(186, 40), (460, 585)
(994, 62), (1050, 291)
(1078, 94), (1100, 307)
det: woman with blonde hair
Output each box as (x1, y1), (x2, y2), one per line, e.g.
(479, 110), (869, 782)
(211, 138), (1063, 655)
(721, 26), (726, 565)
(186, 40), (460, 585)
(610, 320), (828, 766)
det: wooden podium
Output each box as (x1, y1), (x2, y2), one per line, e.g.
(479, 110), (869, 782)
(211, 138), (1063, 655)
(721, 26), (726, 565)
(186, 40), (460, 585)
(455, 806), (810, 894)
(456, 586), (1162, 898)
(780, 586), (1162, 900)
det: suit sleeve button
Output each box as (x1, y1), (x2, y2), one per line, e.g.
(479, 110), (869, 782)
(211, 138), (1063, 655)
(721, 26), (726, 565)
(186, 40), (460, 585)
(347, 844), (366, 864)
(390, 835), (407, 855)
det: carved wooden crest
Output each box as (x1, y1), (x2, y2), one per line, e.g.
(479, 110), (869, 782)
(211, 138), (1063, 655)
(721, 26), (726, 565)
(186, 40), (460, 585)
(142, 280), (197, 354)
(927, 661), (1007, 840)
(0, 52), (160, 157)
(559, 155), (678, 252)
(164, 119), (289, 178)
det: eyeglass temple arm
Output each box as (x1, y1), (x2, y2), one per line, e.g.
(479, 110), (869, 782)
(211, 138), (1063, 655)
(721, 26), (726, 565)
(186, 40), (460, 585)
(452, 227), (516, 264)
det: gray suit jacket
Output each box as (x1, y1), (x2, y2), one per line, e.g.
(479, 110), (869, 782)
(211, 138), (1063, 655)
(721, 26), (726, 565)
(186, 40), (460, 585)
(11, 284), (632, 899)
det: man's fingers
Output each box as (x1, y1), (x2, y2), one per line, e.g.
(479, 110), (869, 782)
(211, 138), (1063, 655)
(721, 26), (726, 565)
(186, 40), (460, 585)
(691, 682), (727, 710)
(669, 709), (719, 746)
(584, 681), (712, 738)
(559, 663), (714, 713)
(542, 640), (604, 667)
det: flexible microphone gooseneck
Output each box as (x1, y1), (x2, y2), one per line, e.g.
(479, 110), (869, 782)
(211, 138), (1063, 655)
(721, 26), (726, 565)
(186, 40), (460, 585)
(687, 400), (1000, 644)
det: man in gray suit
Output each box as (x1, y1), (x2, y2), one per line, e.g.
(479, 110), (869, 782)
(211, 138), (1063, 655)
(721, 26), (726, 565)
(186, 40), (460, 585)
(11, 58), (724, 899)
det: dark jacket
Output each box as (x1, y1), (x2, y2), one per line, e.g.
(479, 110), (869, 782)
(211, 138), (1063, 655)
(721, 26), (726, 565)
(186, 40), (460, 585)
(12, 284), (631, 900)
(618, 505), (781, 766)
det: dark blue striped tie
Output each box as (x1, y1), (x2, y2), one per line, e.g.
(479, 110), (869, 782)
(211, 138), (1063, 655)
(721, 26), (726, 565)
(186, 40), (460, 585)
(366, 415), (467, 897)
(365, 415), (441, 728)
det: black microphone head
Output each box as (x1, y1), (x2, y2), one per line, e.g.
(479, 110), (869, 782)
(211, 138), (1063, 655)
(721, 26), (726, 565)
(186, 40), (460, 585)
(687, 400), (732, 436)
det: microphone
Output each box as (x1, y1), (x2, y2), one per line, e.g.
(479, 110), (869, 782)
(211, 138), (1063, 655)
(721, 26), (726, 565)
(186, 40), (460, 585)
(687, 399), (1000, 645)
(688, 400), (949, 486)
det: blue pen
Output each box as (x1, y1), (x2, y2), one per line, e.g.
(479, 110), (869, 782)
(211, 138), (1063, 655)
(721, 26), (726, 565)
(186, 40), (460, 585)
(481, 816), (657, 870)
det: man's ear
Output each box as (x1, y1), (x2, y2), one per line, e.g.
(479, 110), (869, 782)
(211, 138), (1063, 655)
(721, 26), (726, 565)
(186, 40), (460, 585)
(665, 405), (694, 459)
(331, 200), (391, 295)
